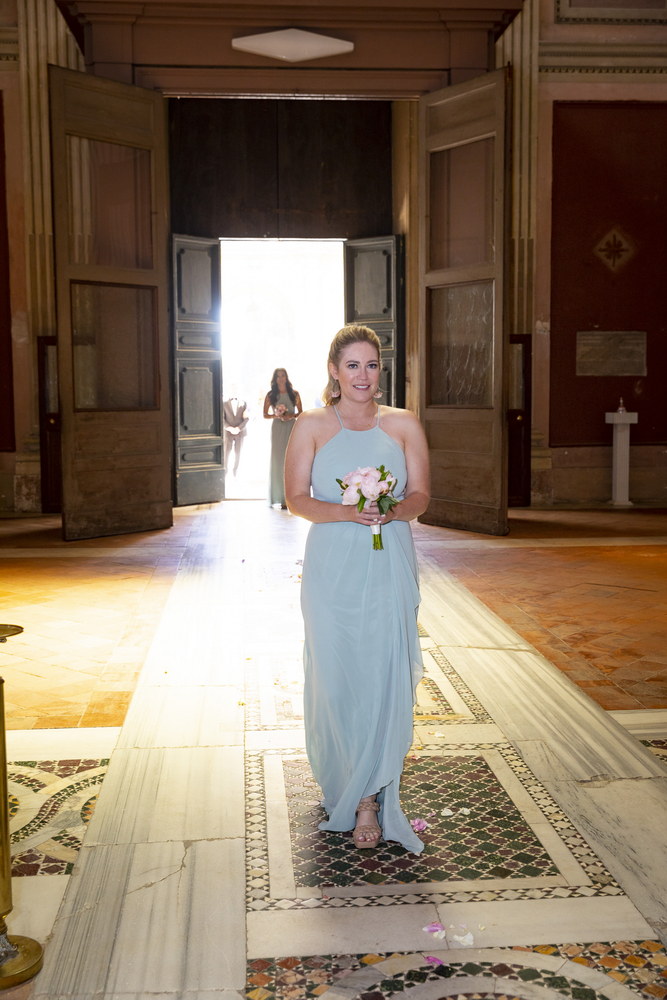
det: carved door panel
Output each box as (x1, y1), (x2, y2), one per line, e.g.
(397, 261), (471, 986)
(172, 236), (223, 506)
(344, 236), (405, 407)
(419, 69), (510, 535)
(50, 66), (172, 540)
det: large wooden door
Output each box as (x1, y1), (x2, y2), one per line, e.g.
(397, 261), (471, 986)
(172, 235), (224, 506)
(344, 236), (404, 407)
(419, 69), (510, 535)
(49, 66), (172, 540)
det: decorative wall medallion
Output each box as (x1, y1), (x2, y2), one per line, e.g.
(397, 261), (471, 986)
(594, 226), (637, 272)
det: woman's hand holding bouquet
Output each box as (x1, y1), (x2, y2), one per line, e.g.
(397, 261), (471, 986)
(336, 465), (398, 550)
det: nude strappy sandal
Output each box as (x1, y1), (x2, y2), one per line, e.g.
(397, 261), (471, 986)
(353, 796), (382, 849)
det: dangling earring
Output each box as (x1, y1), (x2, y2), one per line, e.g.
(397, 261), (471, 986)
(331, 378), (341, 399)
(373, 388), (384, 399)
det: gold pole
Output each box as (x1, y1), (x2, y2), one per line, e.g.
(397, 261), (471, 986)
(0, 638), (44, 988)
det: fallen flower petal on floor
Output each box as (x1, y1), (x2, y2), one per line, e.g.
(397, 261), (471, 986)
(424, 955), (446, 966)
(411, 818), (430, 832)
(423, 922), (447, 939)
(440, 808), (454, 817)
(451, 932), (474, 946)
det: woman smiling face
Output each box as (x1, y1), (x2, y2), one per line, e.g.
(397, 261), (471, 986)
(330, 341), (380, 403)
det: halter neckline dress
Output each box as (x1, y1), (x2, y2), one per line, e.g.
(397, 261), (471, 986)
(300, 403), (424, 854)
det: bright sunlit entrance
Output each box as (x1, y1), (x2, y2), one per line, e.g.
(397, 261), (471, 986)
(220, 239), (345, 500)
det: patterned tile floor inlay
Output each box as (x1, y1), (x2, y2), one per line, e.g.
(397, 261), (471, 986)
(246, 742), (621, 909)
(642, 740), (667, 767)
(244, 617), (626, 910)
(285, 755), (560, 887)
(8, 758), (107, 875)
(414, 676), (457, 720)
(425, 649), (493, 724)
(246, 942), (667, 1000)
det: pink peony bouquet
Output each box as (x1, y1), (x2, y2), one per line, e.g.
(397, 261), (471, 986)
(337, 465), (398, 550)
(274, 403), (287, 418)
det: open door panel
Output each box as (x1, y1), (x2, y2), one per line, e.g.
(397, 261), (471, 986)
(344, 235), (405, 408)
(419, 69), (510, 536)
(49, 65), (172, 540)
(172, 235), (223, 506)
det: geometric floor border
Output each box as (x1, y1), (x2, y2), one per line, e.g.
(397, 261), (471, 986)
(246, 943), (667, 1000)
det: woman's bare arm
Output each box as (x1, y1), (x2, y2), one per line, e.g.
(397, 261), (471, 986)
(284, 411), (351, 523)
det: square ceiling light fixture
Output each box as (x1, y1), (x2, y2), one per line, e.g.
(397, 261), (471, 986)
(231, 28), (354, 63)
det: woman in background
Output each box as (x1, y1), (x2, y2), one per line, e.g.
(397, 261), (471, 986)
(263, 368), (303, 508)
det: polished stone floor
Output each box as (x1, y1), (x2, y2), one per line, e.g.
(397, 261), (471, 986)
(0, 502), (666, 999)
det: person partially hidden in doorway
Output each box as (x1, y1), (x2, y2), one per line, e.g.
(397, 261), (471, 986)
(223, 392), (249, 476)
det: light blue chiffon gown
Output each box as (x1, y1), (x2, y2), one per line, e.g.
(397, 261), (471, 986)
(301, 406), (424, 854)
(269, 393), (297, 506)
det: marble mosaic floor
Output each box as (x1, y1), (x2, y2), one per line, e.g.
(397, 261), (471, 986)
(0, 502), (666, 999)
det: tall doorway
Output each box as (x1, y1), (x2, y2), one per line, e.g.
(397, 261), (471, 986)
(220, 238), (345, 499)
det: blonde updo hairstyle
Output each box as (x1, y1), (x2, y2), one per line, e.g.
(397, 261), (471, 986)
(322, 324), (382, 405)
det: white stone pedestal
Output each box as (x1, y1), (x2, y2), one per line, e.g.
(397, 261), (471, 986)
(605, 410), (638, 506)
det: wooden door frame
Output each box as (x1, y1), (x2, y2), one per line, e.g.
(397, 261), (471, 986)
(37, 336), (62, 513)
(508, 333), (532, 507)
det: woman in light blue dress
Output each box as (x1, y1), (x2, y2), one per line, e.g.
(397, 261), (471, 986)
(284, 326), (430, 853)
(263, 368), (303, 507)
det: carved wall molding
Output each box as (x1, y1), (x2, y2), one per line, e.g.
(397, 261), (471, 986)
(495, 0), (540, 340)
(555, 0), (667, 25)
(540, 64), (667, 73)
(0, 26), (19, 61)
(59, 1), (518, 30)
(539, 40), (667, 74)
(135, 65), (450, 98)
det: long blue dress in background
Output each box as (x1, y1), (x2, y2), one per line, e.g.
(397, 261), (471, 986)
(300, 407), (424, 854)
(269, 392), (297, 506)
